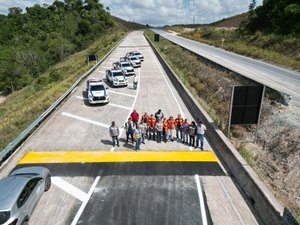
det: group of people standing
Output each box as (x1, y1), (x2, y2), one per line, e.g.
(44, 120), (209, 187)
(109, 109), (207, 151)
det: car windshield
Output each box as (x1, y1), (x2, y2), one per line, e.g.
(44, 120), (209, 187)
(121, 63), (131, 67)
(0, 211), (10, 224)
(90, 85), (104, 91)
(134, 52), (141, 56)
(130, 57), (138, 60)
(113, 72), (123, 77)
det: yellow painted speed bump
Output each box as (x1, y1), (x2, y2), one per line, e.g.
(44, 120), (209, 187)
(19, 151), (218, 164)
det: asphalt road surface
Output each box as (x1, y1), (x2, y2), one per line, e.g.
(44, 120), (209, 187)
(0, 31), (260, 225)
(153, 29), (300, 105)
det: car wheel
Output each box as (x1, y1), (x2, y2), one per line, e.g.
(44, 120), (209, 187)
(21, 219), (29, 225)
(45, 174), (51, 191)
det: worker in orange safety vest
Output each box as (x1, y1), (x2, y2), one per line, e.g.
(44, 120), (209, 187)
(175, 114), (184, 140)
(167, 116), (175, 141)
(148, 114), (156, 140)
(163, 118), (169, 142)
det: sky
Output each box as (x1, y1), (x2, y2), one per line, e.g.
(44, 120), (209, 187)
(0, 0), (263, 26)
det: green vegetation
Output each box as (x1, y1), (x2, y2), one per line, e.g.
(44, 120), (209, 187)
(165, 1), (300, 71)
(170, 27), (300, 71)
(0, 0), (113, 94)
(0, 1), (145, 151)
(0, 30), (123, 151)
(145, 30), (255, 132)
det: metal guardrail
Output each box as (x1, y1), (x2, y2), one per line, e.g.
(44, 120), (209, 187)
(0, 34), (127, 166)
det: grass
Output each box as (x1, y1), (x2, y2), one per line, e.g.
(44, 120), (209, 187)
(174, 26), (300, 71)
(145, 30), (258, 132)
(0, 29), (125, 151)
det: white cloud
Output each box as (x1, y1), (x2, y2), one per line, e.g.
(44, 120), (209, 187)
(0, 0), (263, 26)
(0, 0), (54, 14)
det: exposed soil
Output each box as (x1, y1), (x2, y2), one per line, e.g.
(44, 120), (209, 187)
(0, 95), (6, 104)
(232, 98), (300, 221)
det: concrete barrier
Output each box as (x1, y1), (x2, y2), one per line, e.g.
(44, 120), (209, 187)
(144, 33), (290, 225)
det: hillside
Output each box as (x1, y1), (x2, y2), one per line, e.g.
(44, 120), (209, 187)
(0, 2), (145, 156)
(162, 3), (300, 222)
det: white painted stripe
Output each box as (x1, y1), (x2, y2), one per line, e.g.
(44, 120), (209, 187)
(109, 103), (131, 110)
(75, 96), (130, 110)
(62, 112), (110, 129)
(52, 177), (88, 202)
(195, 174), (208, 225)
(216, 176), (246, 225)
(76, 96), (87, 100)
(151, 50), (185, 118)
(71, 176), (100, 225)
(107, 90), (135, 98)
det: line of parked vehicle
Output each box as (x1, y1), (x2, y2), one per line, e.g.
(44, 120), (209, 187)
(86, 51), (144, 105)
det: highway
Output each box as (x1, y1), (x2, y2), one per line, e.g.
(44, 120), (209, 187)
(0, 31), (259, 225)
(152, 29), (300, 105)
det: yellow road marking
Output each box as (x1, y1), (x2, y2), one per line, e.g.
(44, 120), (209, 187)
(19, 151), (218, 164)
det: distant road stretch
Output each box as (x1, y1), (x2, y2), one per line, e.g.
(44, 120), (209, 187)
(152, 29), (300, 105)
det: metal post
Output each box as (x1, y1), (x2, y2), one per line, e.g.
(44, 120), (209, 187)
(254, 86), (265, 142)
(227, 86), (235, 138)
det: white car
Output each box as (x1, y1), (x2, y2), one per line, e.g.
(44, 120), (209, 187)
(86, 79), (109, 104)
(106, 69), (128, 87)
(128, 51), (144, 61)
(127, 56), (141, 68)
(117, 61), (135, 76)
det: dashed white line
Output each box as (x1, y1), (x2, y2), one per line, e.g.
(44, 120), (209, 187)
(62, 112), (110, 129)
(71, 176), (100, 225)
(109, 103), (131, 110)
(195, 174), (208, 225)
(75, 96), (131, 110)
(107, 90), (136, 98)
(52, 177), (88, 202)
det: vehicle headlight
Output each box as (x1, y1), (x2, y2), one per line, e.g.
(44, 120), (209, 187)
(0, 211), (10, 224)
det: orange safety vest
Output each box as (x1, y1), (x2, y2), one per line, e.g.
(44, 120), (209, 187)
(163, 120), (168, 132)
(141, 115), (149, 123)
(148, 117), (156, 128)
(167, 118), (175, 129)
(175, 117), (183, 126)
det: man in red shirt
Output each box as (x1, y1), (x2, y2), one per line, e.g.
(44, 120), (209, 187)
(131, 109), (139, 127)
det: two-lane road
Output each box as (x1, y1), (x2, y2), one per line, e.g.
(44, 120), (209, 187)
(153, 29), (300, 105)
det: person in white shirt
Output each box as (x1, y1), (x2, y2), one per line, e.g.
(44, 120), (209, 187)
(196, 120), (207, 150)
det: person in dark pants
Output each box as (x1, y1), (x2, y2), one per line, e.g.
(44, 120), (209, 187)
(109, 121), (119, 147)
(188, 121), (196, 147)
(155, 118), (163, 143)
(125, 118), (135, 144)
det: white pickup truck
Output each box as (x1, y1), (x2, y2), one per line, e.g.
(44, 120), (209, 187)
(106, 69), (128, 87)
(127, 51), (144, 61)
(86, 79), (109, 104)
(127, 55), (141, 68)
(115, 61), (135, 76)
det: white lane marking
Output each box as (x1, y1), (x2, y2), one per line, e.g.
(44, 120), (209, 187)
(71, 176), (100, 225)
(189, 146), (193, 151)
(52, 177), (88, 202)
(76, 96), (87, 100)
(107, 90), (136, 98)
(150, 50), (185, 118)
(62, 112), (110, 129)
(109, 103), (131, 110)
(111, 67), (140, 151)
(195, 175), (208, 225)
(216, 176), (246, 225)
(75, 96), (131, 110)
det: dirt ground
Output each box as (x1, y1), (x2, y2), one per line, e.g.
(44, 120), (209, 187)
(234, 99), (300, 221)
